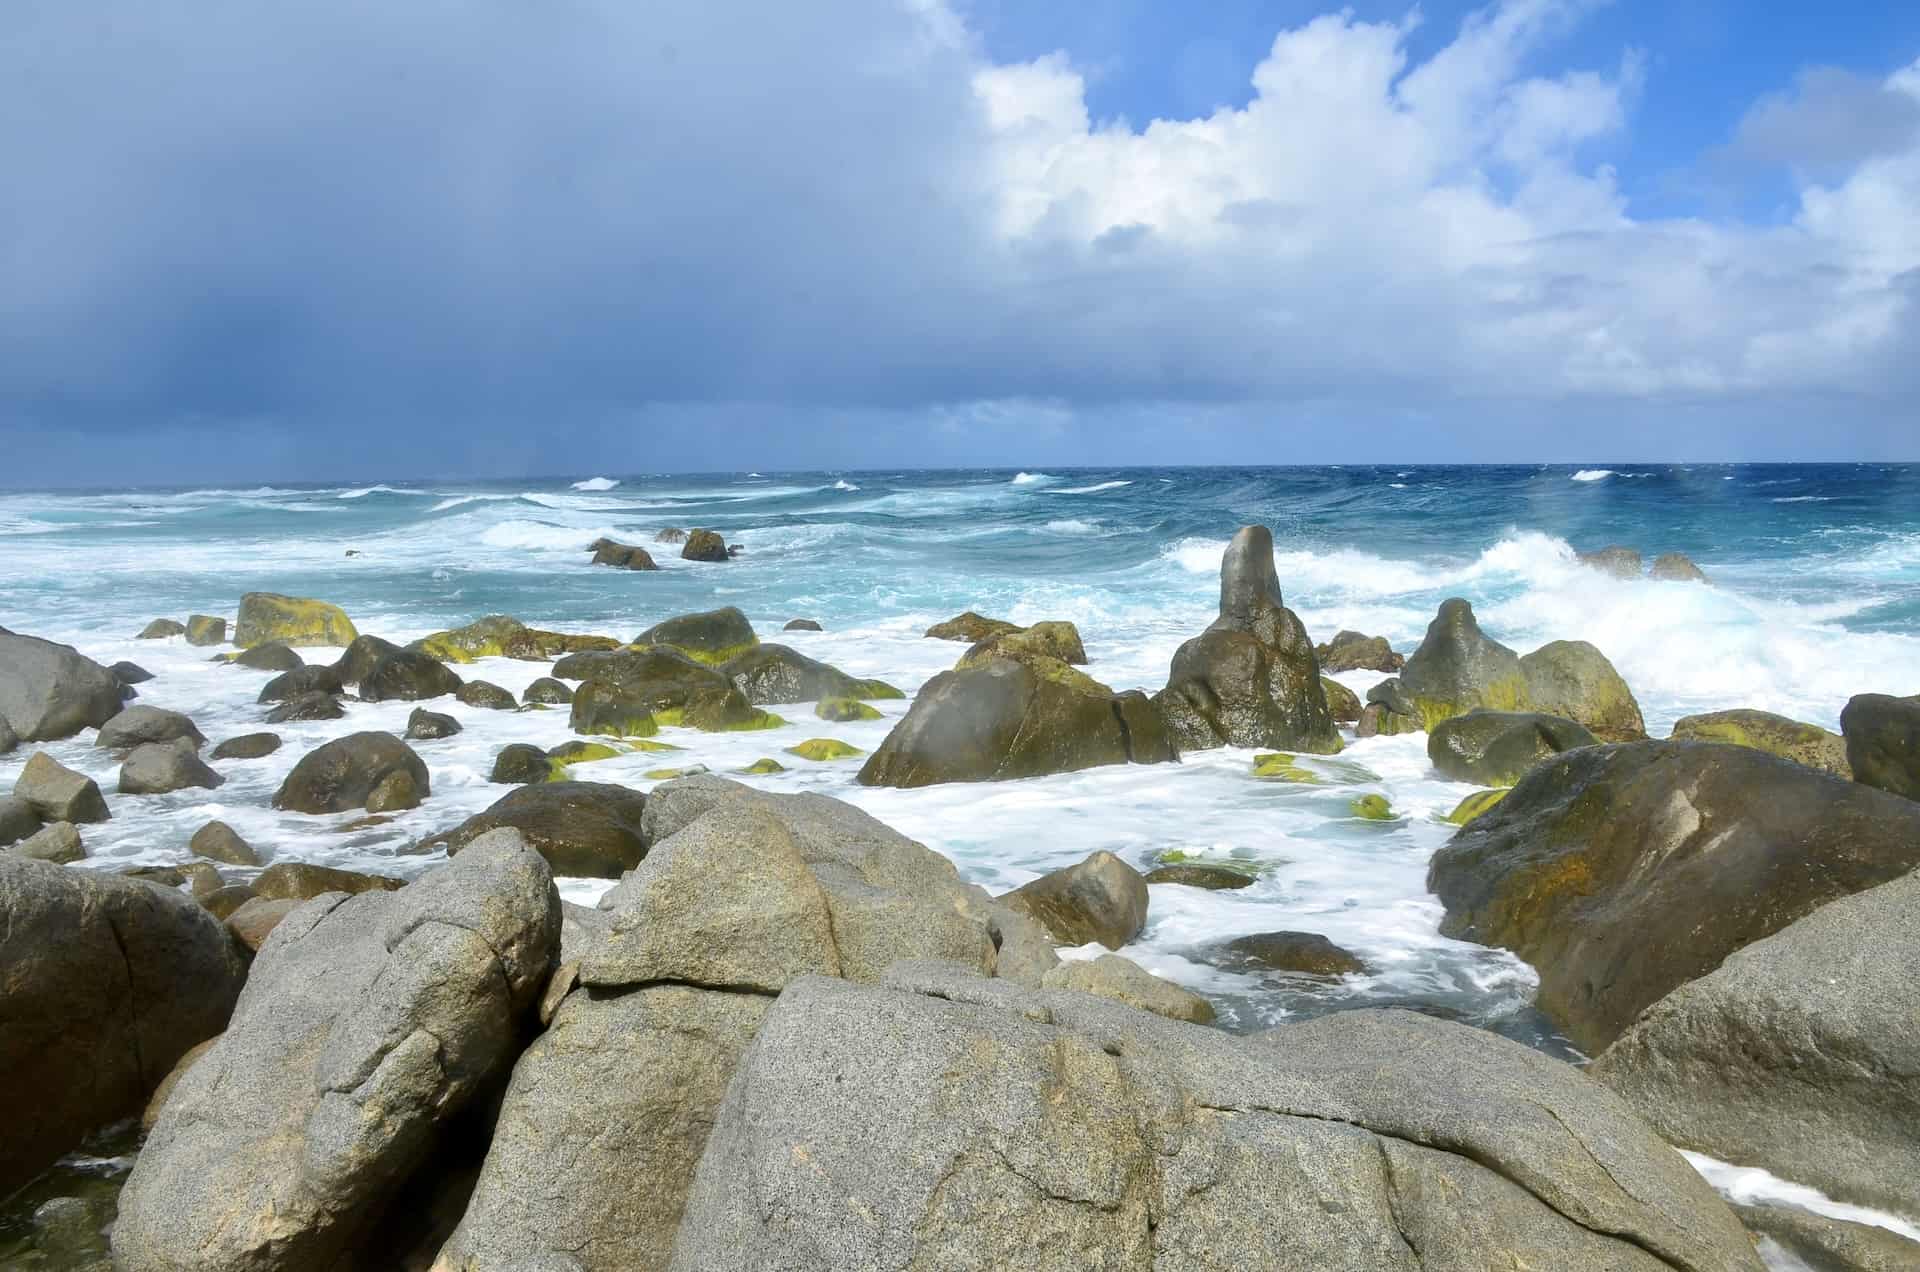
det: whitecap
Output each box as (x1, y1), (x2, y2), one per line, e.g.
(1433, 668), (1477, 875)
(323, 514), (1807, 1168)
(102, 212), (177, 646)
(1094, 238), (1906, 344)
(336, 485), (420, 499)
(571, 477), (621, 492)
(1047, 480), (1133, 495)
(429, 494), (514, 513)
(1044, 519), (1101, 535)
(1772, 496), (1833, 503)
(832, 479), (860, 492)
(1010, 472), (1057, 486)
(1571, 469), (1614, 482)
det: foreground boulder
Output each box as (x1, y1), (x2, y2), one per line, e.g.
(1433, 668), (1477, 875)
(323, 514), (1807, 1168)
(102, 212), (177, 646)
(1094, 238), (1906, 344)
(1152, 525), (1341, 754)
(120, 737), (225, 795)
(1593, 868), (1920, 1218)
(1427, 710), (1598, 785)
(635, 606), (757, 664)
(95, 704), (206, 752)
(998, 850), (1148, 948)
(1428, 740), (1920, 1051)
(1840, 692), (1920, 799)
(415, 780), (649, 878)
(722, 643), (901, 704)
(273, 732), (431, 814)
(14, 751), (110, 823)
(1315, 629), (1404, 672)
(113, 831), (559, 1272)
(234, 592), (358, 648)
(669, 972), (1761, 1272)
(1, 856), (247, 1197)
(414, 615), (621, 662)
(0, 631), (123, 741)
(1672, 707), (1852, 777)
(589, 539), (658, 570)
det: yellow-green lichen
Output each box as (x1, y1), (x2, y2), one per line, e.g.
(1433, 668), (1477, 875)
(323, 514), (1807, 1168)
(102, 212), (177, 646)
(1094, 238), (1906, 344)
(578, 713), (659, 739)
(1443, 788), (1511, 825)
(1252, 753), (1322, 784)
(785, 738), (866, 762)
(644, 765), (711, 781)
(234, 593), (358, 649)
(738, 758), (788, 775)
(816, 697), (882, 722)
(851, 679), (906, 701)
(1350, 794), (1394, 821)
(653, 640), (758, 668)
(1152, 848), (1273, 877)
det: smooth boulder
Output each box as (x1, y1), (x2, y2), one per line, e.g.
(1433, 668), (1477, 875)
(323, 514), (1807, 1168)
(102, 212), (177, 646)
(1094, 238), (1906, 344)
(635, 606), (757, 664)
(257, 664), (344, 703)
(14, 751), (111, 823)
(962, 620), (1088, 667)
(210, 731), (281, 760)
(14, 820), (84, 863)
(330, 634), (401, 686)
(998, 850), (1148, 949)
(405, 707), (462, 740)
(589, 539), (658, 570)
(95, 704), (206, 752)
(491, 743), (553, 785)
(521, 676), (573, 705)
(1427, 710), (1598, 785)
(1840, 692), (1920, 799)
(1519, 639), (1646, 741)
(1315, 630), (1404, 673)
(1041, 953), (1214, 1024)
(0, 632), (123, 742)
(138, 618), (186, 639)
(225, 640), (303, 671)
(1672, 707), (1852, 777)
(190, 820), (260, 866)
(0, 795), (42, 845)
(416, 781), (649, 878)
(359, 648), (463, 702)
(120, 737), (226, 795)
(234, 592), (358, 648)
(273, 732), (431, 815)
(722, 643), (900, 704)
(1221, 930), (1367, 975)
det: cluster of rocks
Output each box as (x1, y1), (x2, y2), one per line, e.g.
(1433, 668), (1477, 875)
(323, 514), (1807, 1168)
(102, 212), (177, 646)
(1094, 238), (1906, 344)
(588, 528), (737, 569)
(1577, 544), (1710, 583)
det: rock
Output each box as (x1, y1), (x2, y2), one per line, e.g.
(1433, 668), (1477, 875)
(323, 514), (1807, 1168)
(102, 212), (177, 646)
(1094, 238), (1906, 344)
(589, 539), (658, 569)
(455, 680), (516, 710)
(1351, 793), (1394, 820)
(1364, 598), (1528, 733)
(138, 618), (186, 639)
(783, 618), (822, 632)
(962, 620), (1089, 667)
(234, 592), (358, 648)
(185, 615), (227, 646)
(143, 1037), (218, 1133)
(568, 680), (660, 738)
(179, 861), (225, 896)
(737, 757), (786, 775)
(113, 831), (560, 1272)
(722, 643), (901, 704)
(330, 634), (401, 686)
(418, 781), (649, 879)
(636, 605), (757, 664)
(557, 647), (731, 726)
(225, 640), (303, 671)
(111, 659), (156, 685)
(1427, 710), (1599, 784)
(0, 631), (124, 742)
(998, 851), (1148, 949)
(365, 767), (424, 813)
(1428, 740), (1920, 1052)
(1577, 545), (1643, 578)
(1651, 552), (1708, 582)
(671, 685), (783, 732)
(1355, 701), (1422, 738)
(669, 975), (1762, 1272)
(816, 696), (881, 721)
(1673, 707), (1852, 777)
(858, 659), (1174, 787)
(1315, 630), (1405, 673)
(1519, 640), (1645, 741)
(405, 707), (463, 740)
(210, 731), (282, 761)
(360, 648), (463, 702)
(1443, 787), (1509, 824)
(655, 527), (688, 544)
(1592, 868), (1920, 1218)
(96, 705), (206, 752)
(1221, 930), (1367, 975)
(1143, 863), (1254, 890)
(679, 528), (729, 562)
(0, 855), (247, 1197)
(224, 897), (299, 952)
(273, 732), (431, 815)
(0, 794), (42, 845)
(14, 752), (110, 823)
(414, 616), (622, 662)
(252, 861), (404, 902)
(263, 691), (346, 723)
(199, 884), (259, 919)
(783, 737), (861, 761)
(491, 743), (553, 785)
(1734, 1203), (1920, 1272)
(0, 716), (14, 755)
(1152, 525), (1342, 754)
(257, 664), (345, 702)
(1840, 692), (1920, 799)
(190, 820), (260, 866)
(1042, 953), (1214, 1023)
(925, 611), (1021, 642)
(521, 676), (573, 705)
(14, 820), (84, 863)
(1321, 676), (1361, 722)
(120, 738), (225, 794)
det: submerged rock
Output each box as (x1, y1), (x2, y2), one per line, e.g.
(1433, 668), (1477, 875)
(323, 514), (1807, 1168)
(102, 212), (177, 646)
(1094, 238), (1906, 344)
(1840, 692), (1920, 800)
(1143, 863), (1255, 890)
(635, 605), (758, 664)
(273, 732), (431, 815)
(0, 631), (123, 742)
(95, 704), (206, 752)
(224, 640), (303, 671)
(119, 737), (225, 795)
(455, 679), (516, 710)
(655, 527), (689, 544)
(680, 528), (730, 562)
(1221, 930), (1367, 975)
(13, 752), (110, 824)
(998, 850), (1149, 949)
(256, 664), (344, 703)
(263, 691), (346, 723)
(415, 615), (622, 662)
(1427, 710), (1598, 785)
(490, 743), (553, 785)
(1577, 545), (1643, 578)
(783, 618), (823, 632)
(138, 618), (187, 639)
(234, 592), (358, 648)
(1672, 707), (1851, 777)
(521, 676), (574, 705)
(1650, 552), (1708, 582)
(1314, 629), (1404, 673)
(417, 780), (649, 878)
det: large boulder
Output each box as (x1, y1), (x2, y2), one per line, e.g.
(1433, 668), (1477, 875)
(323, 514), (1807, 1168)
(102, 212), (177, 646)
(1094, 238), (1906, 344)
(256, 664), (345, 702)
(669, 971), (1761, 1272)
(0, 632), (123, 742)
(359, 648), (463, 702)
(722, 643), (901, 704)
(330, 634), (402, 687)
(1672, 707), (1852, 777)
(225, 640), (303, 671)
(925, 611), (1021, 642)
(234, 593), (358, 649)
(1840, 692), (1920, 799)
(998, 850), (1149, 949)
(635, 606), (757, 664)
(272, 732), (431, 815)
(415, 781), (649, 878)
(679, 528), (729, 562)
(13, 751), (111, 823)
(0, 856), (247, 1197)
(95, 704), (206, 752)
(1364, 598), (1527, 733)
(414, 615), (621, 662)
(185, 615), (227, 646)
(1592, 869), (1920, 1218)
(1427, 710), (1598, 785)
(857, 658), (1174, 787)
(1428, 740), (1920, 1051)
(1519, 639), (1646, 741)
(113, 831), (559, 1272)
(588, 539), (658, 570)
(120, 738), (226, 795)
(962, 620), (1088, 666)
(1314, 629), (1404, 673)
(1151, 525), (1341, 754)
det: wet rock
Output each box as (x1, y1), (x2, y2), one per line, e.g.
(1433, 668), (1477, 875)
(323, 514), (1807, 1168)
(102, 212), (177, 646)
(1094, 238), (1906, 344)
(414, 615), (621, 663)
(190, 820), (259, 866)
(1840, 692), (1920, 800)
(1427, 710), (1599, 785)
(273, 732), (431, 814)
(1314, 630), (1405, 673)
(1364, 598), (1528, 734)
(0, 716), (14, 755)
(1650, 552), (1708, 582)
(97, 705), (206, 753)
(1321, 676), (1362, 723)
(1042, 953), (1214, 1023)
(816, 696), (881, 721)
(256, 664), (344, 703)
(1143, 862), (1254, 890)
(786, 737), (864, 761)
(722, 643), (901, 704)
(360, 647), (463, 702)
(635, 605), (757, 664)
(1443, 787), (1509, 825)
(1673, 707), (1851, 777)
(111, 659), (155, 685)
(14, 820), (83, 863)
(1519, 640), (1645, 741)
(0, 855), (247, 1197)
(252, 861), (404, 902)
(783, 618), (823, 632)
(364, 768), (423, 814)
(455, 679), (516, 710)
(234, 592), (358, 648)
(655, 527), (688, 544)
(1734, 1203), (1920, 1272)
(0, 632), (123, 742)
(198, 884), (258, 919)
(405, 707), (463, 740)
(962, 620), (1089, 667)
(209, 731), (281, 761)
(1577, 545), (1643, 579)
(589, 539), (658, 569)
(925, 610), (1021, 642)
(1152, 526), (1342, 754)
(120, 738), (225, 795)
(263, 691), (346, 723)
(1221, 930), (1367, 975)
(138, 618), (186, 639)
(567, 679), (661, 738)
(330, 634), (401, 686)
(224, 640), (303, 671)
(998, 851), (1148, 949)
(521, 676), (573, 705)
(1428, 740), (1920, 1052)
(224, 897), (299, 953)
(491, 743), (553, 785)
(419, 781), (649, 879)
(0, 794), (42, 845)
(679, 528), (729, 562)
(14, 752), (110, 824)
(185, 615), (227, 646)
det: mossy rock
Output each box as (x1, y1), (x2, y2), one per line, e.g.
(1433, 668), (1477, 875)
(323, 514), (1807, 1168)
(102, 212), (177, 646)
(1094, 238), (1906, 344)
(961, 621), (1088, 667)
(1443, 788), (1510, 825)
(786, 738), (866, 762)
(1350, 794), (1394, 821)
(1142, 863), (1256, 890)
(626, 739), (684, 753)
(234, 592), (357, 649)
(654, 690), (786, 732)
(644, 765), (711, 781)
(851, 678), (905, 701)
(568, 681), (661, 739)
(546, 741), (625, 768)
(1152, 848), (1278, 877)
(738, 758), (788, 775)
(816, 697), (882, 722)
(416, 616), (621, 663)
(634, 606), (757, 666)
(1670, 709), (1850, 778)
(1321, 677), (1362, 724)
(1252, 753), (1321, 784)
(954, 649), (1110, 696)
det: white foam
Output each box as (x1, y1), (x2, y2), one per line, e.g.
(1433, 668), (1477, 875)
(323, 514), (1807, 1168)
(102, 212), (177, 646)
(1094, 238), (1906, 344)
(1683, 1152), (1920, 1243)
(476, 520), (612, 553)
(1010, 471), (1057, 486)
(429, 494), (514, 513)
(1047, 480), (1132, 494)
(832, 479), (860, 491)
(1043, 519), (1101, 535)
(1772, 496), (1833, 503)
(336, 485), (420, 499)
(570, 477), (621, 491)
(1571, 469), (1614, 482)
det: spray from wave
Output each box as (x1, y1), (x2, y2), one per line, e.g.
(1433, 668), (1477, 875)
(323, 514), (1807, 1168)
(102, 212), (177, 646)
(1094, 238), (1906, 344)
(571, 477), (621, 492)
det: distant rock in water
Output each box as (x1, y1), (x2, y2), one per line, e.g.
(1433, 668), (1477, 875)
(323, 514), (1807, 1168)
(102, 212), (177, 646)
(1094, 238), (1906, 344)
(1576, 545), (1643, 579)
(681, 528), (729, 562)
(359, 647), (462, 702)
(724, 644), (900, 705)
(521, 676), (574, 705)
(404, 708), (461, 740)
(1672, 708), (1850, 777)
(1320, 676), (1361, 723)
(110, 660), (154, 686)
(1840, 692), (1920, 800)
(137, 618), (186, 640)
(234, 592), (358, 648)
(1649, 552), (1708, 582)
(184, 615), (227, 647)
(997, 851), (1148, 949)
(210, 731), (280, 760)
(224, 640), (303, 671)
(1220, 930), (1367, 976)
(414, 615), (622, 662)
(588, 539), (659, 570)
(415, 780), (648, 878)
(655, 526), (689, 544)
(962, 620), (1087, 666)
(783, 618), (823, 632)
(1151, 525), (1341, 754)
(456, 679), (516, 710)
(119, 738), (224, 795)
(1314, 630), (1404, 673)
(925, 611), (1022, 643)
(96, 704), (205, 752)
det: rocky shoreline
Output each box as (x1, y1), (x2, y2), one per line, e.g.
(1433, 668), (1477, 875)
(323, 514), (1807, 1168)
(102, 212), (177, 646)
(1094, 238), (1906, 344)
(2, 529), (1918, 1268)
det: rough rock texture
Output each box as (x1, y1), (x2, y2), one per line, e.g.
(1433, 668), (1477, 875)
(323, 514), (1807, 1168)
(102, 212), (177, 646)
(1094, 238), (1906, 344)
(263, 691), (345, 724)
(490, 743), (553, 785)
(1315, 630), (1405, 673)
(120, 738), (224, 795)
(257, 664), (345, 703)
(668, 973), (1760, 1272)
(455, 680), (516, 710)
(113, 831), (560, 1272)
(1840, 692), (1920, 799)
(1428, 740), (1920, 1052)
(359, 648), (463, 702)
(783, 618), (823, 632)
(1592, 869), (1920, 1217)
(722, 643), (900, 704)
(273, 732), (431, 815)
(414, 615), (621, 663)
(521, 676), (574, 705)
(190, 820), (260, 866)
(1519, 640), (1646, 741)
(589, 539), (658, 570)
(1042, 953), (1214, 1023)
(962, 620), (1089, 667)
(143, 1038), (218, 1133)
(138, 619), (187, 639)
(926, 611), (1022, 642)
(1735, 1203), (1920, 1272)
(225, 897), (299, 952)
(14, 751), (111, 824)
(1426, 710), (1599, 785)
(416, 781), (649, 879)
(14, 820), (83, 863)
(405, 708), (462, 740)
(234, 592), (358, 648)
(97, 705), (203, 754)
(225, 640), (303, 671)
(1221, 930), (1367, 975)
(252, 862), (403, 902)
(1143, 863), (1254, 890)
(1577, 545), (1644, 579)
(636, 606), (757, 664)
(0, 856), (248, 1197)
(112, 658), (156, 685)
(185, 615), (226, 646)
(0, 716), (14, 756)
(210, 731), (281, 760)
(998, 851), (1149, 949)
(858, 659), (1175, 787)
(1365, 598), (1527, 733)
(1671, 708), (1853, 778)
(1152, 526), (1341, 754)
(679, 528), (729, 562)
(0, 794), (42, 845)
(1321, 676), (1362, 723)
(1651, 552), (1708, 582)
(330, 635), (401, 687)
(0, 632), (124, 742)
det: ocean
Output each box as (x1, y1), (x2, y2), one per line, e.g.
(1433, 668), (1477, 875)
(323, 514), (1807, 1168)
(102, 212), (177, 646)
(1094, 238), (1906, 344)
(5, 462), (1919, 1059)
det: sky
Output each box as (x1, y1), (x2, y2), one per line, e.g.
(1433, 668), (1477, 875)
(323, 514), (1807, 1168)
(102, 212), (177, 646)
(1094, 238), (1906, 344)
(2, 0), (1917, 485)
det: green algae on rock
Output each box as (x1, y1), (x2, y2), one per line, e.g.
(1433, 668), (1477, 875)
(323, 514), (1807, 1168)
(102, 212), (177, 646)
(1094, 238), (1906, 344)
(1671, 708), (1850, 778)
(1443, 788), (1510, 825)
(234, 593), (357, 649)
(816, 696), (882, 722)
(786, 738), (866, 761)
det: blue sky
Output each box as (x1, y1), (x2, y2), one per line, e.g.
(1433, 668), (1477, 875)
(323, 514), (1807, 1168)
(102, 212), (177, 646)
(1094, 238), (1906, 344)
(2, 0), (1917, 484)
